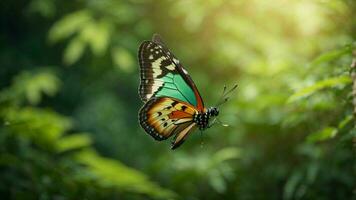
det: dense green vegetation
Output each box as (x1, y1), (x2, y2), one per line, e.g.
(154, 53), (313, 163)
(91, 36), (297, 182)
(0, 0), (355, 199)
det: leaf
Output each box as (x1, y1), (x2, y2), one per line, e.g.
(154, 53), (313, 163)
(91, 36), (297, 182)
(0, 70), (61, 105)
(56, 133), (92, 153)
(112, 47), (135, 72)
(25, 71), (61, 104)
(63, 36), (86, 65)
(28, 0), (56, 18)
(2, 107), (72, 146)
(310, 45), (353, 66)
(284, 171), (303, 200)
(75, 150), (176, 199)
(337, 114), (353, 129)
(209, 170), (226, 193)
(307, 127), (337, 143)
(288, 76), (351, 103)
(306, 115), (353, 144)
(212, 147), (241, 164)
(306, 162), (319, 183)
(48, 10), (91, 43)
(80, 20), (112, 56)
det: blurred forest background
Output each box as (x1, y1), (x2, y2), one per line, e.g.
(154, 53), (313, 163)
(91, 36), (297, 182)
(0, 0), (355, 199)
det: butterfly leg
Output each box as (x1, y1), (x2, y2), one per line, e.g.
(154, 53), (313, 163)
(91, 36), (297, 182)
(200, 130), (204, 148)
(171, 135), (176, 146)
(207, 118), (217, 128)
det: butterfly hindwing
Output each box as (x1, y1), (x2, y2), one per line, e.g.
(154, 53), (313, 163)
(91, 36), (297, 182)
(171, 122), (196, 149)
(138, 35), (204, 111)
(139, 97), (197, 148)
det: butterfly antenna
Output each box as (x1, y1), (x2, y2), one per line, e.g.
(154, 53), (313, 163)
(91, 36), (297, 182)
(224, 84), (238, 98)
(215, 84), (238, 107)
(215, 85), (227, 107)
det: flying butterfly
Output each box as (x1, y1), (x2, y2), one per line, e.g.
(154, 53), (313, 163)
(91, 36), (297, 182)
(138, 34), (236, 149)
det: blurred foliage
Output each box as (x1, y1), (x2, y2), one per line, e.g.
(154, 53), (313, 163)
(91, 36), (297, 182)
(0, 0), (355, 199)
(0, 71), (175, 199)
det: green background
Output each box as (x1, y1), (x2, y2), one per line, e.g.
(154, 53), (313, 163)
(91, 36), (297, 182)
(0, 0), (355, 199)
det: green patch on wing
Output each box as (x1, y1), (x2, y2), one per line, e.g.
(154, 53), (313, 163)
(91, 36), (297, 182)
(156, 73), (197, 106)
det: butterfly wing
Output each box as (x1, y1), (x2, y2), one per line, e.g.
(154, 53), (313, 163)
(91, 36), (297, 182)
(139, 97), (197, 149)
(138, 34), (204, 111)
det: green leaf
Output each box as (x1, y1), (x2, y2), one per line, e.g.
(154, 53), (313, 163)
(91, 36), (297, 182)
(25, 72), (61, 104)
(288, 76), (351, 102)
(307, 127), (337, 143)
(63, 36), (86, 65)
(75, 150), (176, 199)
(48, 10), (91, 43)
(337, 114), (353, 129)
(28, 0), (56, 18)
(284, 171), (303, 200)
(306, 162), (319, 183)
(56, 133), (92, 153)
(306, 115), (353, 144)
(209, 170), (226, 193)
(112, 47), (135, 72)
(0, 70), (61, 105)
(3, 107), (72, 146)
(80, 20), (112, 56)
(212, 147), (241, 164)
(310, 45), (353, 66)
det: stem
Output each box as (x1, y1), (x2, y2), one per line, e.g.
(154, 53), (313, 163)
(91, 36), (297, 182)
(350, 49), (356, 148)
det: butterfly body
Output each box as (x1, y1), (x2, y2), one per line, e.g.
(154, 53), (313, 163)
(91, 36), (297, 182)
(194, 107), (219, 130)
(138, 34), (219, 149)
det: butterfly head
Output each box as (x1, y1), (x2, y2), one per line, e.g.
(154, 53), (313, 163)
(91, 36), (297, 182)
(207, 107), (219, 117)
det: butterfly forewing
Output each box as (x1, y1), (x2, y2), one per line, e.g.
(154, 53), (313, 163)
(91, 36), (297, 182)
(138, 35), (204, 111)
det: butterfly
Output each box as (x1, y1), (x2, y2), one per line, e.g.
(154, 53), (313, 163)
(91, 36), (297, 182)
(138, 34), (236, 149)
